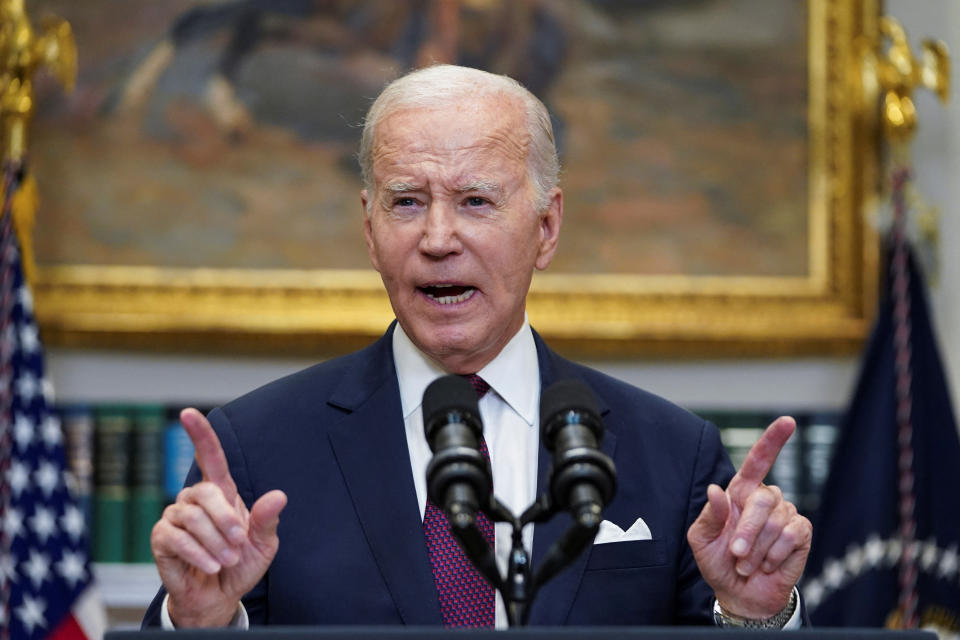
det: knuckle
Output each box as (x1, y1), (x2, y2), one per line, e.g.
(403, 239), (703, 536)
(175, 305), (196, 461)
(765, 544), (789, 564)
(771, 504), (792, 528)
(194, 482), (220, 501)
(763, 514), (785, 536)
(213, 507), (240, 528)
(749, 487), (777, 512)
(151, 520), (171, 546)
(798, 516), (814, 540)
(181, 505), (206, 529)
(779, 525), (799, 547)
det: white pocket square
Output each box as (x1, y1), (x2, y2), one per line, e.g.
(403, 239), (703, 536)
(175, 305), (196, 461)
(594, 517), (653, 544)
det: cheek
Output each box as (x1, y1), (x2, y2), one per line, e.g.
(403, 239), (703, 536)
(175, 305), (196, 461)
(486, 241), (537, 297)
(370, 227), (405, 271)
(498, 225), (541, 268)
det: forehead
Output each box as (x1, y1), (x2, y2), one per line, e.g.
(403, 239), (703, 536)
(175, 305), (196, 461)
(371, 96), (530, 181)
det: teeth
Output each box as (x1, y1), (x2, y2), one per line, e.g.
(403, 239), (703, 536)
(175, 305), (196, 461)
(426, 287), (476, 305)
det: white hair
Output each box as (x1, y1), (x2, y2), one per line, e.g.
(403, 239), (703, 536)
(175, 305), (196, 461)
(358, 65), (560, 212)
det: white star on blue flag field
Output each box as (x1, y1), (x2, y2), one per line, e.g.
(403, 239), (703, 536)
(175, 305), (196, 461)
(0, 233), (97, 639)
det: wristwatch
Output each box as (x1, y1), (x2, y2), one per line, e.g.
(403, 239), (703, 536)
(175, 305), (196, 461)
(713, 589), (798, 629)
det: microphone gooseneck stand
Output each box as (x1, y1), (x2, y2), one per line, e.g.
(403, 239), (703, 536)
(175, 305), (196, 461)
(424, 376), (617, 627)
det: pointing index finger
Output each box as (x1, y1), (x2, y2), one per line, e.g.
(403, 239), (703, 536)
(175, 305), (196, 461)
(180, 408), (238, 502)
(730, 416), (796, 492)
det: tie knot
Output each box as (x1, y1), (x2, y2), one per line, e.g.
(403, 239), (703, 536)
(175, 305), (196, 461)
(461, 374), (490, 399)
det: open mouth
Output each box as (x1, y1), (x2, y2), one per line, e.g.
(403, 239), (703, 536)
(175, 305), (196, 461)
(419, 284), (477, 305)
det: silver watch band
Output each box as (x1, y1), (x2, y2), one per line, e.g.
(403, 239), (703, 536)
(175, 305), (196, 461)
(713, 589), (798, 629)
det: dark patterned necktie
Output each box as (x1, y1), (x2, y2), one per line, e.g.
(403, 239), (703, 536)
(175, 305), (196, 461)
(423, 374), (495, 627)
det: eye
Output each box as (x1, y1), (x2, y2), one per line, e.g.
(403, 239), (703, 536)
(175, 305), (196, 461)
(465, 196), (488, 207)
(393, 197), (418, 208)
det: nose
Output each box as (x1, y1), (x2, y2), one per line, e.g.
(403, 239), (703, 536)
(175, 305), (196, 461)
(419, 201), (463, 258)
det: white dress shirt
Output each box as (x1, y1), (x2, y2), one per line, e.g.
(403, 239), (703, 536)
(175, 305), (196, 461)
(393, 320), (540, 629)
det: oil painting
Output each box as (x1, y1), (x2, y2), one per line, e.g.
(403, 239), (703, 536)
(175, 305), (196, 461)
(26, 0), (878, 356)
(31, 0), (807, 276)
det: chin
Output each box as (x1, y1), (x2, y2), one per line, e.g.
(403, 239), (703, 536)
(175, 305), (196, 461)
(409, 324), (486, 366)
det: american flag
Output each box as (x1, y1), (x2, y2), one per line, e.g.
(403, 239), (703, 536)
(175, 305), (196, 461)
(0, 172), (105, 640)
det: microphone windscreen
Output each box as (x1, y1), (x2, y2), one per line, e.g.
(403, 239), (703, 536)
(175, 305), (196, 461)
(540, 379), (600, 425)
(423, 374), (480, 429)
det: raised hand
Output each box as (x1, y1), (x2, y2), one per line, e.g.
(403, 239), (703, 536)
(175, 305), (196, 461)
(150, 408), (288, 627)
(686, 417), (812, 619)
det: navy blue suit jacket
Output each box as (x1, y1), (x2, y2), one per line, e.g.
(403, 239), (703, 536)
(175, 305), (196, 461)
(143, 326), (734, 626)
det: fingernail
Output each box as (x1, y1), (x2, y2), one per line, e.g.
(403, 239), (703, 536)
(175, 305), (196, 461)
(736, 561), (752, 576)
(203, 559), (222, 574)
(221, 549), (239, 566)
(228, 526), (245, 544)
(731, 538), (748, 555)
(762, 561), (774, 573)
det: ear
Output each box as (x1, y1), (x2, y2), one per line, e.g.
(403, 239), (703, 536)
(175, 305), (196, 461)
(361, 190), (381, 273)
(534, 188), (563, 271)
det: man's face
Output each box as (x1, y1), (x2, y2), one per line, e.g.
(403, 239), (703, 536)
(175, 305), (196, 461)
(362, 94), (562, 373)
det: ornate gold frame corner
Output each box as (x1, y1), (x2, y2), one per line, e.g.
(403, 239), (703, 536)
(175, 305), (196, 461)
(32, 0), (881, 358)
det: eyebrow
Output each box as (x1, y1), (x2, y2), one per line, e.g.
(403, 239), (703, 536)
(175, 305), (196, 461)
(384, 182), (422, 193)
(456, 180), (502, 195)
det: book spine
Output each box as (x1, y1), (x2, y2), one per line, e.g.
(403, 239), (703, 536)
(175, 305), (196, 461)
(130, 405), (167, 562)
(164, 417), (195, 501)
(713, 412), (767, 473)
(94, 405), (133, 563)
(61, 404), (96, 536)
(802, 412), (840, 514)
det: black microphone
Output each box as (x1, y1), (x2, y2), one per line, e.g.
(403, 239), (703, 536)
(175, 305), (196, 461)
(423, 375), (493, 528)
(539, 380), (616, 529)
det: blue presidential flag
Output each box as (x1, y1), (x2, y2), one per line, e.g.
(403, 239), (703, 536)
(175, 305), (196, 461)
(802, 237), (960, 634)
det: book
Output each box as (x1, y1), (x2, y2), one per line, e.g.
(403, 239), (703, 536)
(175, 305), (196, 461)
(94, 405), (133, 562)
(60, 404), (95, 535)
(801, 412), (840, 514)
(130, 405), (167, 562)
(165, 415), (196, 501)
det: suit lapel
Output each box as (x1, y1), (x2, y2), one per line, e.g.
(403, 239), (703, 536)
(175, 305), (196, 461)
(326, 327), (442, 625)
(527, 332), (617, 625)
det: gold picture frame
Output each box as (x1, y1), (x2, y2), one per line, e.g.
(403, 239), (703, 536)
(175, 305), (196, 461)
(32, 0), (881, 359)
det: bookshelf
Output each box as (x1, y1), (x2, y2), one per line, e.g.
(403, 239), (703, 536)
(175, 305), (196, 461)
(94, 563), (161, 608)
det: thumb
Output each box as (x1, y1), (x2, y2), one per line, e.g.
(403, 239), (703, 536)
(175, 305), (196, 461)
(248, 490), (287, 547)
(688, 484), (730, 546)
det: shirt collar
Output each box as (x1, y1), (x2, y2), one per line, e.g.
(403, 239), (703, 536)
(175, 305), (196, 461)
(392, 318), (539, 427)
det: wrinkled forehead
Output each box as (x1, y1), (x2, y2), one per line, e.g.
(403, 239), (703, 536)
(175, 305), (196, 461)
(371, 95), (531, 167)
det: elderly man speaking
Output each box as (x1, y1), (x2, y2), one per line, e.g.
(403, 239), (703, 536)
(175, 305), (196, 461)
(143, 65), (811, 630)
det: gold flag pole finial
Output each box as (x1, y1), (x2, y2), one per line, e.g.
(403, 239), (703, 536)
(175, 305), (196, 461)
(0, 0), (75, 283)
(869, 16), (950, 145)
(861, 17), (950, 273)
(0, 0), (76, 162)
(862, 18), (950, 291)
